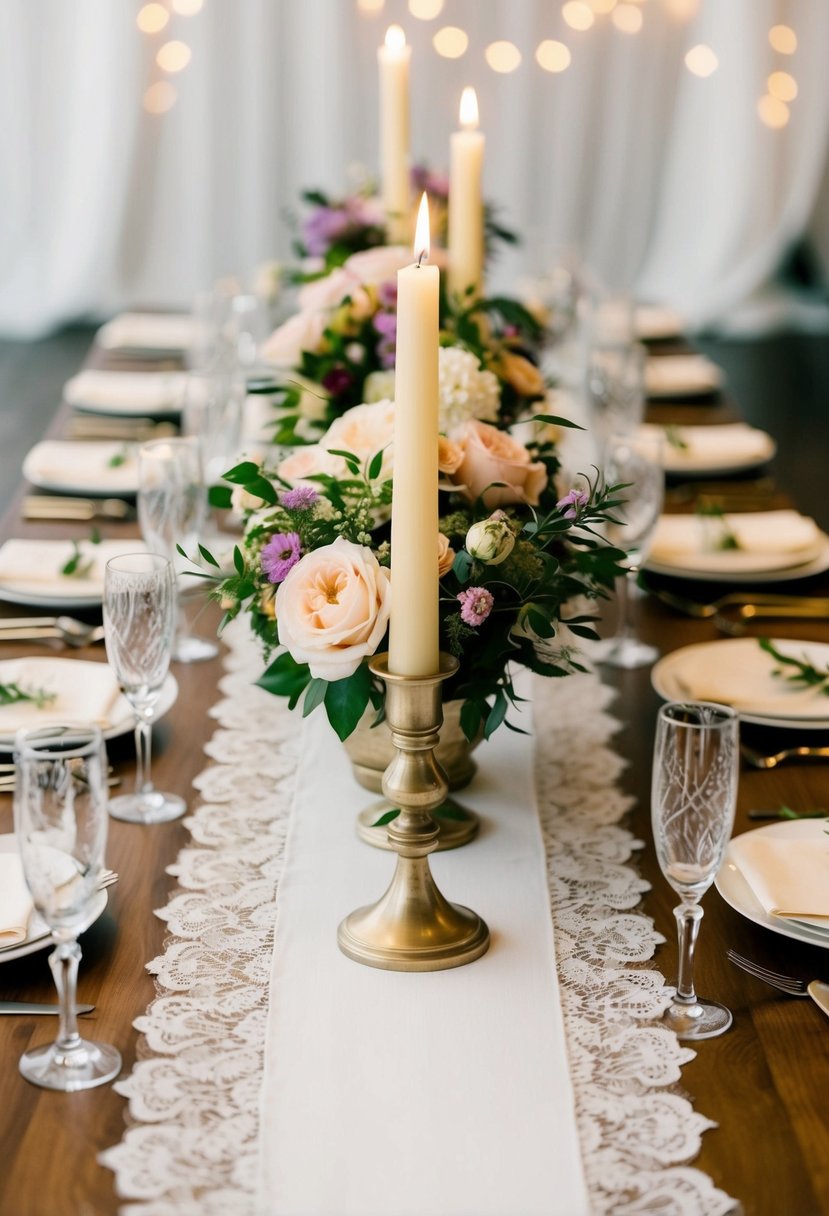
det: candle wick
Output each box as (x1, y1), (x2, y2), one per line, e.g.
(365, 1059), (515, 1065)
(417, 250), (426, 268)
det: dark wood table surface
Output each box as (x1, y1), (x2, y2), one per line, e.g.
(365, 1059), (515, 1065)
(0, 340), (828, 1216)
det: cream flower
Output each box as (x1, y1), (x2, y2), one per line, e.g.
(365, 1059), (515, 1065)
(344, 245), (411, 285)
(262, 310), (327, 367)
(298, 268), (360, 312)
(320, 399), (396, 482)
(275, 537), (392, 681)
(363, 369), (396, 403)
(452, 420), (548, 508)
(437, 533), (456, 577)
(438, 346), (500, 436)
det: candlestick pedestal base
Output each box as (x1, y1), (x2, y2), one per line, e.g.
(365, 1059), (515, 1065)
(337, 653), (490, 973)
(356, 798), (479, 852)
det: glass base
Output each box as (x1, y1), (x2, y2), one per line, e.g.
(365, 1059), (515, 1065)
(20, 1038), (121, 1092)
(173, 634), (219, 664)
(594, 635), (660, 669)
(663, 998), (732, 1041)
(109, 789), (186, 824)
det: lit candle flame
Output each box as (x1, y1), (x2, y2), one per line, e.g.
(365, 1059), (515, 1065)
(459, 86), (479, 131)
(385, 24), (406, 52)
(414, 193), (430, 265)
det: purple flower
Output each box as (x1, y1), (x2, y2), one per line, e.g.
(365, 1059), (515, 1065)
(378, 338), (397, 369)
(279, 485), (318, 511)
(302, 207), (350, 257)
(261, 532), (302, 583)
(373, 311), (397, 339)
(410, 164), (449, 200)
(377, 281), (397, 309)
(556, 488), (589, 521)
(457, 587), (495, 627)
(322, 366), (354, 396)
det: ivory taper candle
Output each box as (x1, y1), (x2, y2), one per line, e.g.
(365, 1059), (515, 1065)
(378, 24), (411, 245)
(448, 86), (485, 302)
(388, 193), (440, 677)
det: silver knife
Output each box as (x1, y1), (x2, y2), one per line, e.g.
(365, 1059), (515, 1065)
(0, 1001), (95, 1015)
(808, 982), (829, 1019)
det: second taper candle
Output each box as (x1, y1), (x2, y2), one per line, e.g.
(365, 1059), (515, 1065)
(448, 86), (485, 301)
(388, 193), (440, 677)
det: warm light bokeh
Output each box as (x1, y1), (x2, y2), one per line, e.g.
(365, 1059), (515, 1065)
(136, 3), (169, 34)
(408, 0), (444, 19)
(156, 40), (192, 73)
(562, 2), (595, 31)
(536, 40), (572, 73)
(588, 0), (617, 13)
(685, 44), (718, 77)
(757, 94), (790, 129)
(768, 70), (797, 102)
(433, 26), (468, 58)
(143, 80), (177, 114)
(485, 40), (522, 73)
(612, 4), (643, 33)
(769, 24), (797, 54)
(357, 0), (385, 12)
(172, 0), (204, 14)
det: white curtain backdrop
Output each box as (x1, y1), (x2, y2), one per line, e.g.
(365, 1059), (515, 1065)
(0, 0), (827, 337)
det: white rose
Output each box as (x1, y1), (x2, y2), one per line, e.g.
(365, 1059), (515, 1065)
(364, 369), (396, 403)
(320, 398), (396, 482)
(276, 537), (392, 681)
(465, 513), (516, 565)
(261, 310), (327, 367)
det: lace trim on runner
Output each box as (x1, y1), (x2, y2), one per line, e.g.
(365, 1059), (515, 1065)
(100, 626), (735, 1216)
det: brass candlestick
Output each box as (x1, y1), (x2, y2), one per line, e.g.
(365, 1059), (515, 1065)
(337, 653), (490, 972)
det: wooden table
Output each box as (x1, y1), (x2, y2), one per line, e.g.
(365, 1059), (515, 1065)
(1, 343), (828, 1216)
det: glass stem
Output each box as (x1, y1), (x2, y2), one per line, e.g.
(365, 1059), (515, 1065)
(50, 939), (82, 1052)
(673, 901), (704, 1006)
(134, 709), (154, 795)
(616, 568), (636, 642)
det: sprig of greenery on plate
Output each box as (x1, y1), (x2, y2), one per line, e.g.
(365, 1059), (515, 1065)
(0, 683), (57, 708)
(759, 637), (829, 694)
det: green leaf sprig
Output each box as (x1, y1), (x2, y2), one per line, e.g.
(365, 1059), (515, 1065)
(60, 531), (100, 579)
(759, 637), (829, 695)
(0, 683), (57, 708)
(696, 502), (740, 551)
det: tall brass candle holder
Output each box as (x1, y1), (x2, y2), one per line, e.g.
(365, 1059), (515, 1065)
(337, 653), (490, 972)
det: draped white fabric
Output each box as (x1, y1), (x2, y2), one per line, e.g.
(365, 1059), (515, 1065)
(1, 0), (827, 336)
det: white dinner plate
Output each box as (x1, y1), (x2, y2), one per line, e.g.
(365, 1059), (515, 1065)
(651, 637), (829, 730)
(0, 539), (148, 610)
(646, 354), (725, 398)
(0, 658), (178, 750)
(23, 441), (138, 496)
(716, 819), (829, 950)
(644, 532), (829, 584)
(638, 422), (776, 477)
(634, 304), (686, 342)
(96, 312), (195, 356)
(64, 370), (188, 417)
(0, 835), (109, 964)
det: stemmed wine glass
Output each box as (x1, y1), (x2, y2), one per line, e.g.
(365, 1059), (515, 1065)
(14, 724), (121, 1090)
(599, 431), (664, 668)
(138, 436), (218, 663)
(586, 339), (647, 451)
(182, 368), (244, 486)
(103, 552), (185, 824)
(652, 701), (739, 1040)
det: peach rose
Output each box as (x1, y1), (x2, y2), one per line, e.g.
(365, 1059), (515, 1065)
(452, 420), (548, 508)
(321, 399), (396, 482)
(496, 351), (546, 398)
(437, 533), (455, 577)
(298, 268), (360, 312)
(438, 435), (464, 475)
(278, 445), (335, 486)
(344, 245), (411, 285)
(262, 310), (327, 367)
(275, 537), (391, 681)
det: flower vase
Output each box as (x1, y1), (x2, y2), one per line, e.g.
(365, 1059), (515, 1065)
(343, 699), (482, 851)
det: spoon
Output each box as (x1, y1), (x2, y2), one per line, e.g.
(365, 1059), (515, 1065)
(0, 616), (106, 647)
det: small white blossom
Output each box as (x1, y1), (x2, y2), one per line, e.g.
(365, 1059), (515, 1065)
(438, 347), (500, 436)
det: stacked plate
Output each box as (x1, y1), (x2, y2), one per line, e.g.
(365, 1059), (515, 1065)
(638, 421), (776, 477)
(646, 353), (724, 398)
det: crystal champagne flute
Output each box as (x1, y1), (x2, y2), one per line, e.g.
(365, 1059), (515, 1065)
(138, 436), (218, 663)
(652, 701), (739, 1040)
(103, 552), (185, 824)
(599, 431), (664, 668)
(14, 724), (121, 1090)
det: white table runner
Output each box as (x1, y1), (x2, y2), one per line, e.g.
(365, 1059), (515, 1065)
(257, 694), (589, 1216)
(102, 622), (735, 1216)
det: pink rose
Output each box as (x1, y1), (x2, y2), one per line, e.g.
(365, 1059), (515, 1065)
(452, 420), (548, 508)
(344, 245), (411, 285)
(278, 445), (337, 485)
(262, 310), (327, 367)
(298, 268), (360, 312)
(438, 434), (464, 475)
(275, 537), (391, 681)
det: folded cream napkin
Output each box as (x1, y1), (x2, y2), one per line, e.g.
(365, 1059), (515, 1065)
(0, 854), (34, 947)
(639, 422), (773, 470)
(648, 509), (823, 573)
(23, 441), (138, 493)
(0, 538), (145, 599)
(667, 637), (829, 717)
(97, 312), (196, 352)
(730, 831), (829, 922)
(646, 354), (724, 397)
(634, 305), (685, 341)
(0, 658), (123, 734)
(64, 370), (188, 413)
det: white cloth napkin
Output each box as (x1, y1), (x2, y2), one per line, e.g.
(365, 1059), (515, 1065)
(646, 354), (724, 396)
(634, 305), (685, 341)
(0, 658), (123, 734)
(0, 854), (34, 946)
(648, 509), (823, 573)
(23, 441), (138, 493)
(668, 637), (829, 717)
(64, 370), (188, 413)
(730, 832), (829, 922)
(96, 312), (196, 352)
(0, 539), (145, 599)
(639, 422), (773, 470)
